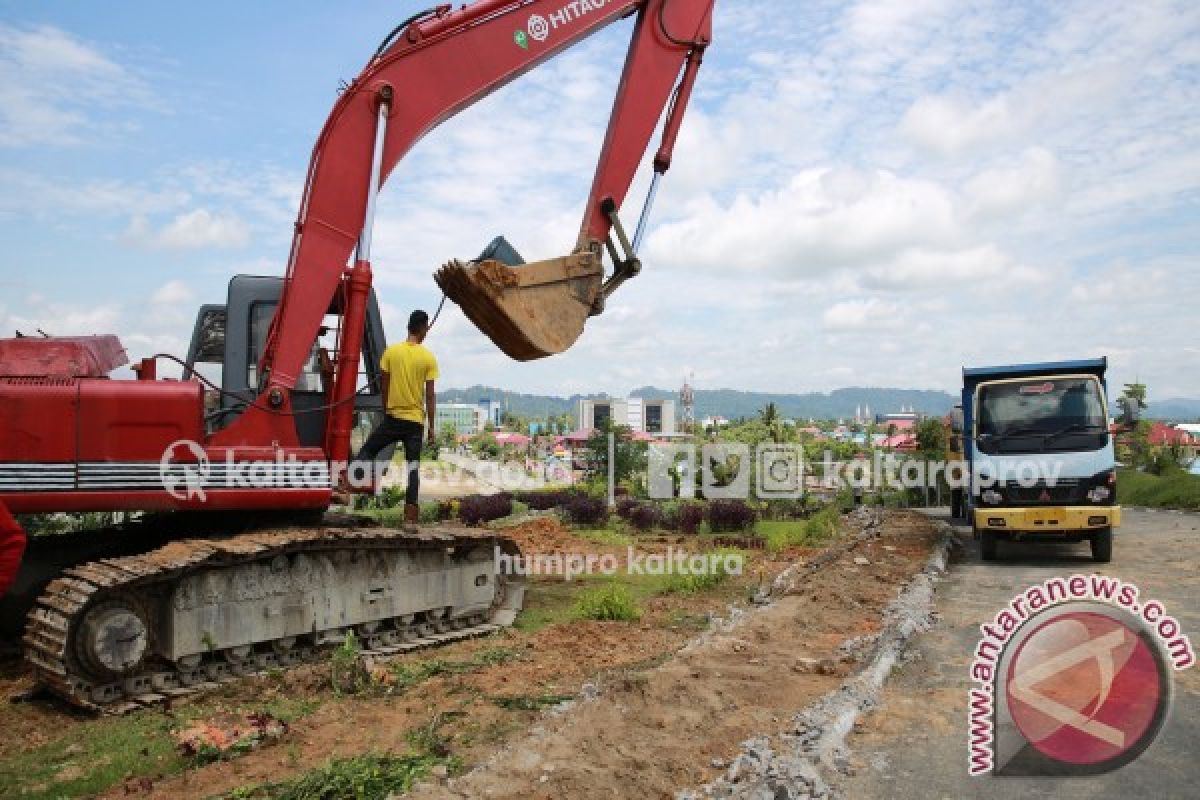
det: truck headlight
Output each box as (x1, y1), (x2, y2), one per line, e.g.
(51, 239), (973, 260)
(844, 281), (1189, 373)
(981, 489), (1003, 505)
(1087, 486), (1112, 503)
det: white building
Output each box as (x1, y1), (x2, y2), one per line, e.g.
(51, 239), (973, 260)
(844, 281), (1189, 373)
(435, 403), (482, 434)
(577, 397), (676, 434)
(476, 398), (502, 428)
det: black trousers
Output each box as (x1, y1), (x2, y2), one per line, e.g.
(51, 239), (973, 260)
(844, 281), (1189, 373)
(355, 416), (424, 505)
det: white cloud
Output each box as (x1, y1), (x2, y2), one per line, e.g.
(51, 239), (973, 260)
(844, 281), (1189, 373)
(0, 296), (121, 337)
(0, 169), (190, 218)
(862, 244), (1044, 290)
(123, 209), (250, 250)
(647, 168), (964, 276)
(0, 24), (157, 147)
(150, 279), (194, 306)
(964, 147), (1062, 221)
(822, 298), (904, 331)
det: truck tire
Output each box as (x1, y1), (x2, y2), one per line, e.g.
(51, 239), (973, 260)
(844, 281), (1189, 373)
(1090, 527), (1113, 563)
(980, 529), (998, 561)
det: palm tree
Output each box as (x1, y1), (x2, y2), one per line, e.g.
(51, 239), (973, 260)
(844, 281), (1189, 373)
(759, 402), (779, 428)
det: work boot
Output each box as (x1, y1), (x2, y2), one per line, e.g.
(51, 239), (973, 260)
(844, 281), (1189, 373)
(403, 503), (420, 533)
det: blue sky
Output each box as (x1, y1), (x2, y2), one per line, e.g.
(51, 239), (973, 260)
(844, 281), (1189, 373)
(1, 1), (1197, 403)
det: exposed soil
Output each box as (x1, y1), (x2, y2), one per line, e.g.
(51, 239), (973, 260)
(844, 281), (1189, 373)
(0, 511), (937, 800)
(417, 511), (938, 800)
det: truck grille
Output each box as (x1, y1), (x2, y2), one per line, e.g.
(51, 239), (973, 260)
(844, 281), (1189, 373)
(1003, 479), (1081, 505)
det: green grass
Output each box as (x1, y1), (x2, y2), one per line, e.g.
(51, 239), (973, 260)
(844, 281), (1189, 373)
(389, 647), (521, 691)
(223, 751), (455, 800)
(664, 549), (742, 594)
(0, 711), (186, 800)
(1118, 467), (1200, 510)
(574, 583), (641, 621)
(0, 687), (327, 800)
(758, 504), (842, 552)
(490, 693), (574, 711)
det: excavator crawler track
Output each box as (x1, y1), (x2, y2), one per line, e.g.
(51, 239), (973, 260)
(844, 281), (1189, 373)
(22, 522), (524, 714)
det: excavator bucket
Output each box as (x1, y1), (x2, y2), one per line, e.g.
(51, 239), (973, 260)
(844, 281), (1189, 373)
(435, 237), (604, 361)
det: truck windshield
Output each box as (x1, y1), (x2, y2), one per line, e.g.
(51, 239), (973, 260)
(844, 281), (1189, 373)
(976, 377), (1108, 453)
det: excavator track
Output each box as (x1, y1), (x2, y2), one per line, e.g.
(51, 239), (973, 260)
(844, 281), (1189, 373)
(22, 522), (524, 714)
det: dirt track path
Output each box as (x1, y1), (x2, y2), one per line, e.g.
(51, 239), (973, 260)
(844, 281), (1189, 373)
(416, 512), (937, 800)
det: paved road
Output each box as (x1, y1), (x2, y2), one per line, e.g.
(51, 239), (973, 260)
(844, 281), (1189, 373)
(841, 508), (1200, 799)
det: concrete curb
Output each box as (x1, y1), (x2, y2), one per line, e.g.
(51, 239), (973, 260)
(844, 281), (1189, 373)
(681, 520), (958, 799)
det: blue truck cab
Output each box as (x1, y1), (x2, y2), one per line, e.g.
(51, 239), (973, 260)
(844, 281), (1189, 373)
(960, 357), (1120, 562)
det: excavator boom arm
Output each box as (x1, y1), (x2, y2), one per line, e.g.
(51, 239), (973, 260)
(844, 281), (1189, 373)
(221, 0), (712, 446)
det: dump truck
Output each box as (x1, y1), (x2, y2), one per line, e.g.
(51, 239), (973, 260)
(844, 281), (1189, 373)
(957, 358), (1120, 562)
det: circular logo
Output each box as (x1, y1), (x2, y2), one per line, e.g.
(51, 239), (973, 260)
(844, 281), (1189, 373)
(1005, 608), (1170, 770)
(527, 14), (550, 42)
(159, 439), (211, 501)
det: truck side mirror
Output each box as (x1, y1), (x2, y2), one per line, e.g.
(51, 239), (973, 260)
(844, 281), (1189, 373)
(950, 406), (964, 435)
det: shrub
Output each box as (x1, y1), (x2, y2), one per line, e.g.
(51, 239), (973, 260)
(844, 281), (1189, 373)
(458, 493), (513, 526)
(761, 498), (812, 520)
(514, 489), (576, 511)
(628, 503), (661, 531)
(574, 583), (641, 621)
(707, 499), (756, 532)
(562, 494), (608, 526)
(675, 501), (707, 534)
(418, 502), (443, 525)
(615, 497), (641, 520)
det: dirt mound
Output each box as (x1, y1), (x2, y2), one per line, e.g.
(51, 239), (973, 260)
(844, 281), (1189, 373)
(498, 515), (593, 555)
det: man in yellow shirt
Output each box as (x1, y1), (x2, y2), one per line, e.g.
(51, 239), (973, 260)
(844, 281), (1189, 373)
(354, 310), (438, 530)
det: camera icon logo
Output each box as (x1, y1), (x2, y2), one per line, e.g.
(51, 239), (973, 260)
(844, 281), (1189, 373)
(756, 444), (805, 498)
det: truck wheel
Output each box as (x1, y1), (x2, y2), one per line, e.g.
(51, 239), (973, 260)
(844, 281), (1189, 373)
(980, 530), (998, 561)
(1090, 527), (1113, 563)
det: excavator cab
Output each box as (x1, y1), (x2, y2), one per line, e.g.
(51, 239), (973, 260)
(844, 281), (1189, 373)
(183, 275), (387, 447)
(435, 236), (605, 362)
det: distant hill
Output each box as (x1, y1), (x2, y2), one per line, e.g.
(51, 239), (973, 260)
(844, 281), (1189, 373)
(1146, 398), (1200, 421)
(439, 384), (959, 421)
(439, 384), (1200, 424)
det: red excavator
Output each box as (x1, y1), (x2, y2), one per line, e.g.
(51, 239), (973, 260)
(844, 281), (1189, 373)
(0, 0), (713, 711)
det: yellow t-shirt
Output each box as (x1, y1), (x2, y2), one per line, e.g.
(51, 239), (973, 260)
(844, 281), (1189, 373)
(380, 342), (439, 424)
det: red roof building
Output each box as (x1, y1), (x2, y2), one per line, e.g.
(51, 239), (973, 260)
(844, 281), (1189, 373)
(880, 433), (917, 451)
(1149, 423), (1193, 446)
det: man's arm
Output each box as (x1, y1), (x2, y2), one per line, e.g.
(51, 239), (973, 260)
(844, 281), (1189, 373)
(425, 380), (437, 443)
(424, 381), (439, 443)
(378, 348), (391, 411)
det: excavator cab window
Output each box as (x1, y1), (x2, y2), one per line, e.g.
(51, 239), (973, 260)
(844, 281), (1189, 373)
(183, 305), (228, 418)
(247, 304), (359, 394)
(188, 275), (387, 444)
